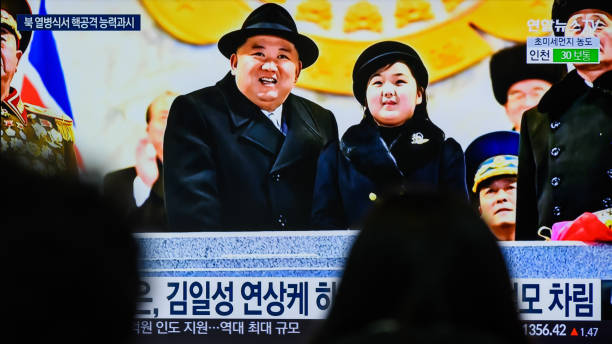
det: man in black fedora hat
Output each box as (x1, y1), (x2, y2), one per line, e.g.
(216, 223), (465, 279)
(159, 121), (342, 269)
(489, 44), (565, 131)
(1, 0), (77, 177)
(164, 3), (338, 231)
(516, 0), (612, 239)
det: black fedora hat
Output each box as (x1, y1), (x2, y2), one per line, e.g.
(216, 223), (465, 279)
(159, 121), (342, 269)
(552, 0), (612, 36)
(218, 3), (318, 68)
(352, 41), (428, 106)
(1, 0), (32, 52)
(490, 44), (566, 105)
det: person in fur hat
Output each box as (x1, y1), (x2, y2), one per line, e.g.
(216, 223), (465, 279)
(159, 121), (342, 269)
(489, 44), (565, 131)
(516, 0), (612, 239)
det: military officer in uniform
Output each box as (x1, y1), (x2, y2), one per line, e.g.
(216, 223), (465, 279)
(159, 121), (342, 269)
(1, 0), (77, 176)
(465, 131), (520, 241)
(516, 0), (612, 239)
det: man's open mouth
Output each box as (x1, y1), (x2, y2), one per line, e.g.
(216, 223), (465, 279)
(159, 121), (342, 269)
(259, 77), (277, 85)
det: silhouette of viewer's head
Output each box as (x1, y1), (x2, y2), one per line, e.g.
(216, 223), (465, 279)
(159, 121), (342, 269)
(312, 190), (526, 344)
(3, 157), (139, 344)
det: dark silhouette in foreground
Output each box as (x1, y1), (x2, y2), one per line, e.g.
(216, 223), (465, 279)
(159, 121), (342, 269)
(3, 157), (139, 344)
(312, 190), (527, 344)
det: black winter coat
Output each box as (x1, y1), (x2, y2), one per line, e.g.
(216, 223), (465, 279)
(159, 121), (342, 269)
(516, 70), (612, 239)
(164, 73), (338, 231)
(311, 114), (468, 228)
(103, 159), (167, 231)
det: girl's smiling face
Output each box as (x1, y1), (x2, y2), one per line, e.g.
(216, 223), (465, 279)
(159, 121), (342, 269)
(366, 62), (422, 127)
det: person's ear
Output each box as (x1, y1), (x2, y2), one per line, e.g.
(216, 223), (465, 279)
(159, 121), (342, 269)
(294, 60), (302, 83)
(415, 88), (423, 105)
(230, 54), (238, 76)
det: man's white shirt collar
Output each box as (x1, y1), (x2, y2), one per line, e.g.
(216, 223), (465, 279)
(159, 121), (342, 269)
(133, 175), (152, 207)
(261, 104), (283, 132)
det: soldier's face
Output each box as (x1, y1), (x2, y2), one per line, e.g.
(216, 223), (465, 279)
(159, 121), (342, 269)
(146, 93), (176, 162)
(504, 79), (552, 130)
(478, 176), (517, 240)
(1, 27), (22, 91)
(231, 35), (301, 112)
(565, 9), (612, 73)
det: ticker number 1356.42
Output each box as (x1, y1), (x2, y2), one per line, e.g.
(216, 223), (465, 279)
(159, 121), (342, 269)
(523, 323), (566, 337)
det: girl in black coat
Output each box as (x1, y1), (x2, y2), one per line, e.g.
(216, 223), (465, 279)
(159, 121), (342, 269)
(312, 41), (468, 228)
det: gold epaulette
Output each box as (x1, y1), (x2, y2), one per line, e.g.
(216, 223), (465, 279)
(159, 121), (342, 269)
(24, 102), (75, 143)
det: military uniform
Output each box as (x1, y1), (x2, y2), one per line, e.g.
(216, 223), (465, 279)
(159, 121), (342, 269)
(1, 88), (77, 176)
(1, 1), (77, 176)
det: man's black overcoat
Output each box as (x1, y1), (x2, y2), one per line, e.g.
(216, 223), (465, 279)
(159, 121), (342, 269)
(164, 73), (338, 231)
(516, 70), (612, 239)
(103, 160), (167, 231)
